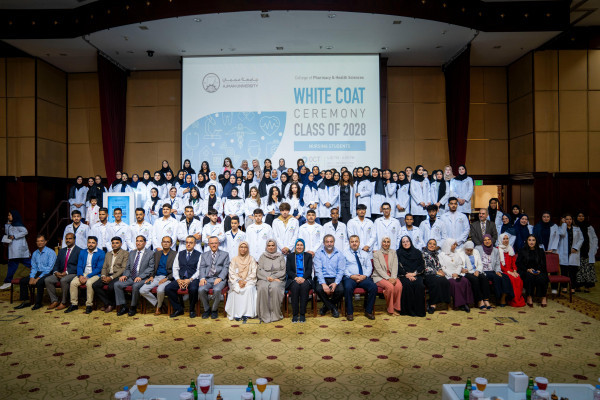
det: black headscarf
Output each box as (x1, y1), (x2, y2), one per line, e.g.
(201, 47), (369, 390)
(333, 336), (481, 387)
(141, 170), (152, 185)
(397, 172), (409, 187)
(371, 169), (386, 196)
(280, 172), (290, 195)
(196, 174), (207, 189)
(258, 172), (274, 198)
(69, 176), (85, 199)
(354, 168), (368, 184)
(396, 236), (425, 274)
(454, 165), (469, 181)
(318, 173), (337, 190)
(160, 161), (173, 177)
(435, 171), (447, 201)
(533, 212), (553, 251)
(244, 172), (255, 198)
(164, 172), (176, 186)
(9, 210), (25, 227)
(149, 188), (160, 212)
(176, 169), (186, 186)
(183, 159), (196, 175)
(575, 212), (590, 256)
(513, 215), (531, 252)
(153, 171), (165, 186)
(110, 173), (122, 189)
(227, 187), (241, 200)
(411, 165), (425, 182)
(488, 198), (501, 224)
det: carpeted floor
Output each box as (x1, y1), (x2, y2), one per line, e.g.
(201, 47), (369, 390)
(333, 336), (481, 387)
(1, 264), (599, 399)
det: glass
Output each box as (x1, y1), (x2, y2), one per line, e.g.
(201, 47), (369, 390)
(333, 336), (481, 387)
(475, 377), (487, 392)
(535, 377), (549, 391)
(136, 378), (148, 400)
(114, 392), (129, 399)
(256, 378), (268, 400)
(199, 379), (210, 400)
(179, 393), (193, 400)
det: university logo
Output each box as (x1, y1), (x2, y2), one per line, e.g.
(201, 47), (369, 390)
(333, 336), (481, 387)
(202, 73), (220, 93)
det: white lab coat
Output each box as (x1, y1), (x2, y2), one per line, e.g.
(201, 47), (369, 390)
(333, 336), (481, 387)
(347, 216), (376, 251)
(322, 221), (349, 252)
(144, 199), (163, 225)
(223, 198), (245, 225)
(286, 196), (305, 219)
(246, 223), (274, 261)
(302, 185), (320, 214)
(69, 186), (88, 219)
(538, 224), (560, 252)
(201, 222), (226, 250)
(317, 185), (340, 219)
(441, 211), (470, 248)
(89, 222), (110, 250)
(272, 217), (299, 253)
(409, 179), (430, 217)
(399, 226), (425, 251)
(185, 199), (204, 218)
(129, 220), (153, 250)
(106, 221), (132, 251)
(429, 181), (449, 215)
(202, 196), (223, 216)
(5, 224), (30, 259)
(109, 183), (132, 193)
(263, 198), (281, 216)
(244, 198), (263, 218)
(130, 183), (148, 208)
(164, 196), (184, 219)
(62, 223), (89, 249)
(420, 217), (447, 246)
(373, 216), (401, 251)
(147, 182), (168, 200)
(354, 180), (373, 218)
(385, 182), (397, 213)
(557, 223), (584, 266)
(152, 217), (178, 250)
(86, 205), (100, 226)
(176, 218), (203, 252)
(204, 180), (223, 199)
(460, 248), (484, 273)
(450, 177), (474, 214)
(584, 226), (599, 263)
(298, 223), (324, 253)
(394, 184), (410, 219)
(487, 211), (504, 242)
(224, 230), (247, 258)
(370, 182), (386, 217)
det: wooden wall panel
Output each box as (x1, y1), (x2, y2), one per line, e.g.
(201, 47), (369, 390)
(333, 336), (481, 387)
(412, 68), (445, 103)
(388, 139), (414, 171)
(387, 68), (413, 103)
(125, 105), (179, 143)
(470, 67), (484, 103)
(589, 50), (600, 91)
(0, 98), (6, 138)
(534, 91), (559, 132)
(589, 91), (600, 132)
(508, 93), (533, 139)
(508, 54), (532, 102)
(414, 139), (449, 168)
(483, 68), (507, 103)
(558, 50), (587, 91)
(535, 131), (559, 172)
(484, 104), (508, 140)
(484, 140), (508, 174)
(468, 104), (484, 139)
(413, 103), (446, 140)
(6, 58), (35, 98)
(37, 138), (67, 177)
(0, 138), (6, 176)
(7, 137), (35, 176)
(7, 98), (35, 138)
(559, 131), (588, 172)
(68, 73), (99, 109)
(0, 58), (6, 97)
(37, 99), (67, 143)
(36, 61), (66, 107)
(387, 103), (414, 139)
(589, 132), (600, 172)
(559, 91), (587, 132)
(534, 50), (558, 91)
(509, 134), (534, 173)
(127, 70), (181, 107)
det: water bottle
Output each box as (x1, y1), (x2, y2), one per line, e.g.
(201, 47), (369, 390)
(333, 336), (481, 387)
(123, 386), (131, 400)
(532, 385), (539, 400)
(593, 384), (600, 400)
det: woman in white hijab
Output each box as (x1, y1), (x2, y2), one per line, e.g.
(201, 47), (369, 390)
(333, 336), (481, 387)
(438, 238), (473, 312)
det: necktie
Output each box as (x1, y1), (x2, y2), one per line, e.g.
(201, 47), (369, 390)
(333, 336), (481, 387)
(481, 221), (486, 235)
(186, 252), (191, 261)
(210, 252), (217, 276)
(131, 251), (140, 279)
(354, 251), (364, 275)
(63, 248), (71, 272)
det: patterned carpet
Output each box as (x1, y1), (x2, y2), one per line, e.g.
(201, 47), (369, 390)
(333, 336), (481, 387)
(1, 265), (600, 399)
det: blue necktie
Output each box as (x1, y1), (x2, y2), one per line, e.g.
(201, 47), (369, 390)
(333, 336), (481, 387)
(354, 251), (364, 275)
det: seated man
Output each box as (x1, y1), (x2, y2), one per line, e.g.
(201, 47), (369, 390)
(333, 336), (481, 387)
(314, 234), (345, 318)
(198, 236), (230, 319)
(44, 232), (81, 310)
(15, 234), (57, 310)
(92, 237), (128, 313)
(165, 236), (201, 318)
(114, 235), (155, 317)
(139, 236), (177, 315)
(65, 236), (105, 314)
(342, 235), (378, 321)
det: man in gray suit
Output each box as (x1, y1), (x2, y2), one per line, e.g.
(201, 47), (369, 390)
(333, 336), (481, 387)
(470, 208), (498, 246)
(114, 235), (155, 317)
(198, 236), (230, 319)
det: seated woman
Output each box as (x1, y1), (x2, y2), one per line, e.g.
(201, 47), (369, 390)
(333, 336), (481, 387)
(421, 239), (451, 314)
(461, 241), (492, 310)
(373, 237), (402, 316)
(285, 239), (313, 323)
(516, 234), (549, 307)
(498, 233), (526, 307)
(438, 238), (473, 313)
(396, 236), (426, 317)
(225, 242), (258, 321)
(256, 239), (286, 323)
(476, 234), (514, 307)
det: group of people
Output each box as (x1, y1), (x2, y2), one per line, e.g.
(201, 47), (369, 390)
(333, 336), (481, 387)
(2, 157), (597, 322)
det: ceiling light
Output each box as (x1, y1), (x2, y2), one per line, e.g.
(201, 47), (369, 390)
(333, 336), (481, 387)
(261, 13), (270, 18)
(127, 51), (134, 54)
(381, 47), (388, 50)
(325, 46), (333, 50)
(441, 30), (447, 35)
(276, 46), (284, 50)
(393, 20), (402, 24)
(139, 25), (149, 30)
(435, 45), (443, 49)
(229, 48), (236, 51)
(193, 18), (201, 22)
(406, 47), (410, 50)
(123, 36), (128, 41)
(493, 45), (501, 49)
(59, 53), (67, 56)
(328, 13), (336, 18)
(181, 50), (186, 53)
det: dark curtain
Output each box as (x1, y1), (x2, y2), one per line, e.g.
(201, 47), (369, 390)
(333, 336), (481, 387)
(444, 44), (471, 171)
(97, 52), (127, 185)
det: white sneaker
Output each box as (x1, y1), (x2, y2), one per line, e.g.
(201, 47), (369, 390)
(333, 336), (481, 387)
(551, 289), (558, 295)
(0, 283), (11, 290)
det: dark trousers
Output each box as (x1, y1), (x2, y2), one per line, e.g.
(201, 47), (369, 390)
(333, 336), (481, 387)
(560, 265), (578, 289)
(19, 274), (48, 305)
(370, 214), (381, 223)
(340, 206), (352, 224)
(6, 258), (31, 283)
(464, 273), (491, 302)
(412, 215), (426, 227)
(315, 278), (344, 311)
(92, 278), (118, 307)
(320, 218), (331, 225)
(484, 271), (514, 301)
(265, 213), (280, 226)
(165, 279), (199, 313)
(342, 276), (377, 315)
(288, 280), (311, 316)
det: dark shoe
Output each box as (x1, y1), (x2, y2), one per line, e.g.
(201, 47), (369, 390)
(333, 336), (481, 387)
(65, 305), (78, 313)
(319, 306), (328, 316)
(364, 312), (375, 320)
(499, 304), (506, 307)
(31, 304), (43, 310)
(85, 306), (92, 314)
(346, 314), (354, 321)
(169, 309), (184, 318)
(299, 315), (306, 323)
(242, 316), (248, 322)
(128, 308), (137, 317)
(47, 301), (59, 310)
(14, 302), (31, 309)
(331, 308), (340, 318)
(464, 304), (470, 313)
(189, 311), (196, 318)
(211, 311), (218, 319)
(478, 305), (486, 310)
(116, 306), (129, 316)
(486, 306), (492, 310)
(104, 305), (114, 313)
(234, 317), (241, 321)
(527, 302), (534, 308)
(202, 311), (211, 319)
(292, 315), (298, 323)
(540, 303), (547, 308)
(427, 306), (436, 314)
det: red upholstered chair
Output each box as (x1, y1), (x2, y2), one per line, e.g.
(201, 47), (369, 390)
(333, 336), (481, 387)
(9, 278), (21, 304)
(284, 289), (317, 318)
(166, 288), (190, 315)
(546, 253), (571, 302)
(340, 286), (384, 316)
(208, 286), (229, 318)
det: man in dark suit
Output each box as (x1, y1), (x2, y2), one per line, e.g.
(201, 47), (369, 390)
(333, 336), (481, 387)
(470, 208), (498, 246)
(198, 236), (230, 319)
(165, 236), (201, 318)
(140, 236), (177, 315)
(45, 233), (81, 310)
(92, 237), (129, 313)
(114, 235), (155, 317)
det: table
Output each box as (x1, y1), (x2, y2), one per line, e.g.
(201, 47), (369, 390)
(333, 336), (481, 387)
(442, 383), (595, 400)
(129, 384), (280, 400)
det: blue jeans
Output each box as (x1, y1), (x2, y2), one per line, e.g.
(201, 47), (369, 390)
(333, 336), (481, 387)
(5, 258), (32, 283)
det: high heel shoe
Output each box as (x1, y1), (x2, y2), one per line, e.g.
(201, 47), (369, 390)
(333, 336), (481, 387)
(527, 302), (534, 308)
(540, 303), (547, 307)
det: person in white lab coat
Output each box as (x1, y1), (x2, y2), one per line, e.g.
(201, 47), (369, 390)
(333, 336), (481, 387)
(353, 168), (373, 219)
(323, 208), (348, 252)
(263, 186), (282, 226)
(177, 174), (195, 200)
(148, 171), (168, 200)
(1, 210), (31, 289)
(532, 211), (560, 252)
(186, 187), (203, 219)
(487, 198), (504, 238)
(382, 169), (398, 215)
(409, 165), (431, 227)
(62, 210), (89, 249)
(430, 170), (449, 216)
(129, 208), (153, 250)
(224, 217), (247, 258)
(286, 182), (305, 226)
(441, 197), (470, 248)
(339, 171), (355, 224)
(176, 206), (203, 252)
(246, 209), (274, 262)
(399, 214), (425, 251)
(394, 171), (410, 225)
(144, 188), (162, 225)
(90, 208), (110, 252)
(499, 214), (517, 248)
(244, 187), (262, 227)
(420, 204), (447, 247)
(106, 208), (132, 251)
(347, 204), (376, 253)
(202, 185), (222, 224)
(317, 170), (339, 225)
(164, 187), (183, 220)
(298, 210), (323, 255)
(151, 204), (178, 250)
(163, 171), (177, 194)
(68, 176), (88, 220)
(370, 169), (386, 222)
(108, 171), (123, 192)
(575, 212), (598, 291)
(204, 171), (223, 199)
(222, 188), (245, 231)
(449, 165), (473, 217)
(272, 203), (299, 255)
(557, 214), (584, 294)
(301, 173), (320, 219)
(201, 208), (226, 250)
(374, 202), (401, 251)
(129, 173), (148, 209)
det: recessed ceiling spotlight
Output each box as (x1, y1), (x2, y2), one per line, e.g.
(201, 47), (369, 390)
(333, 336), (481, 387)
(276, 46), (284, 50)
(406, 47), (410, 50)
(325, 46), (333, 50)
(441, 30), (447, 35)
(393, 20), (402, 24)
(181, 50), (186, 53)
(139, 25), (149, 30)
(229, 48), (236, 51)
(59, 53), (67, 56)
(493, 45), (501, 49)
(381, 47), (388, 50)
(193, 18), (201, 22)
(261, 13), (270, 18)
(123, 36), (128, 41)
(127, 50), (134, 54)
(328, 13), (336, 18)
(435, 45), (443, 48)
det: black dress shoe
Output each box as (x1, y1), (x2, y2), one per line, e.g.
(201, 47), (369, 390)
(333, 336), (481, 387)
(14, 302), (31, 309)
(292, 315), (298, 323)
(170, 309), (184, 318)
(346, 314), (354, 321)
(428, 306), (436, 314)
(299, 315), (306, 323)
(331, 308), (340, 318)
(189, 311), (197, 318)
(464, 304), (470, 313)
(65, 305), (78, 313)
(31, 304), (43, 311)
(364, 312), (375, 320)
(128, 309), (137, 317)
(319, 306), (328, 316)
(117, 307), (129, 316)
(211, 311), (219, 319)
(202, 311), (211, 319)
(85, 306), (92, 314)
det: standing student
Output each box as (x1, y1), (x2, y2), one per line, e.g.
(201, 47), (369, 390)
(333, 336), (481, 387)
(177, 174), (195, 200)
(513, 215), (534, 253)
(165, 187), (183, 220)
(264, 186), (282, 226)
(298, 209), (323, 255)
(532, 211), (560, 252)
(399, 214), (425, 251)
(144, 188), (162, 225)
(160, 160), (174, 178)
(130, 208), (153, 250)
(301, 173), (320, 218)
(90, 208), (110, 252)
(204, 171), (223, 198)
(347, 204), (376, 254)
(317, 170), (339, 225)
(108, 171), (123, 192)
(202, 185), (222, 224)
(370, 168), (386, 221)
(2, 210), (31, 290)
(339, 171), (355, 223)
(244, 187), (262, 227)
(87, 175), (107, 208)
(224, 216), (247, 258)
(187, 187), (203, 218)
(246, 209), (273, 262)
(106, 208), (132, 251)
(148, 171), (168, 200)
(441, 197), (470, 248)
(382, 169), (398, 214)
(223, 187), (244, 231)
(69, 176), (88, 219)
(286, 182), (305, 225)
(84, 177), (95, 208)
(420, 205), (447, 246)
(134, 171), (152, 207)
(374, 202), (401, 251)
(394, 171), (410, 225)
(575, 212), (598, 291)
(272, 203), (299, 255)
(177, 206), (203, 252)
(152, 204), (178, 250)
(430, 170), (449, 216)
(353, 168), (373, 218)
(487, 198), (504, 238)
(201, 209), (226, 250)
(409, 165), (430, 227)
(62, 210), (90, 249)
(323, 208), (348, 252)
(450, 165), (473, 218)
(557, 214), (583, 294)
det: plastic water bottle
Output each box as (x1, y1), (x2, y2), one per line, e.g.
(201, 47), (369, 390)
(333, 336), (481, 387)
(593, 384), (600, 400)
(532, 385), (539, 400)
(123, 386), (131, 400)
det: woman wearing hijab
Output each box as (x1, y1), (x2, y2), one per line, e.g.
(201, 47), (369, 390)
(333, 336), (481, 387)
(258, 169), (275, 199)
(177, 174), (195, 201)
(333, 171), (341, 184)
(300, 173), (319, 216)
(318, 170), (339, 225)
(339, 171), (355, 223)
(225, 241), (258, 321)
(516, 235), (548, 306)
(394, 171), (410, 225)
(382, 169), (397, 210)
(575, 212), (598, 292)
(373, 237), (402, 316)
(396, 236), (426, 317)
(219, 170), (231, 190)
(409, 165), (430, 226)
(498, 233), (525, 307)
(449, 165), (473, 217)
(461, 241), (492, 310)
(421, 239), (451, 314)
(221, 175), (238, 199)
(244, 187), (262, 227)
(68, 176), (88, 219)
(279, 172), (290, 196)
(431, 170), (450, 216)
(87, 175), (107, 208)
(532, 211), (560, 253)
(353, 167), (373, 219)
(499, 214), (516, 247)
(443, 165), (455, 182)
(242, 171), (258, 199)
(143, 188), (162, 224)
(118, 173), (133, 194)
(264, 187), (282, 226)
(160, 160), (173, 178)
(2, 210), (31, 289)
(175, 169), (186, 187)
(182, 159), (196, 179)
(513, 215), (534, 253)
(370, 168), (386, 222)
(438, 238), (473, 312)
(148, 171), (167, 200)
(195, 173), (207, 197)
(509, 204), (522, 225)
(277, 158), (287, 173)
(188, 187), (203, 217)
(486, 198), (504, 241)
(476, 234), (513, 307)
(557, 213), (584, 295)
(202, 185), (222, 225)
(84, 177), (95, 208)
(204, 171), (223, 199)
(108, 171), (123, 192)
(163, 170), (177, 193)
(311, 166), (322, 183)
(223, 187), (244, 231)
(256, 239), (286, 323)
(286, 238), (313, 322)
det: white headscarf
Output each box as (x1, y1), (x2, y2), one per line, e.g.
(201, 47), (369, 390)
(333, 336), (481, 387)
(440, 238), (457, 255)
(497, 233), (515, 265)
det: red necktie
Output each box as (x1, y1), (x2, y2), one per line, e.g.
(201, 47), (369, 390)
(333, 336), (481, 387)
(64, 248), (71, 272)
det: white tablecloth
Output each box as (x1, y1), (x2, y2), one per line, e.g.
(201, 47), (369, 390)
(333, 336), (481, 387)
(442, 383), (594, 400)
(129, 384), (280, 400)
